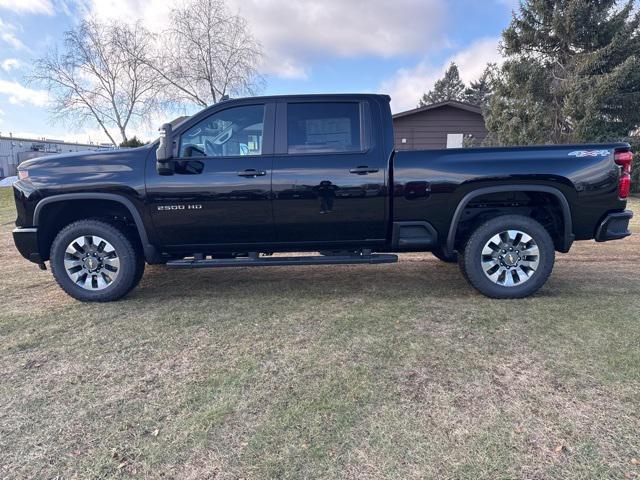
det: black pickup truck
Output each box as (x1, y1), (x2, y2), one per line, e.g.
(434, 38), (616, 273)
(12, 94), (634, 301)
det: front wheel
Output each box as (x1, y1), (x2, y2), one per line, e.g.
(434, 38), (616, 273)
(461, 215), (555, 299)
(50, 219), (141, 302)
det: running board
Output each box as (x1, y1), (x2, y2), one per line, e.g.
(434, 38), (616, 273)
(166, 253), (398, 269)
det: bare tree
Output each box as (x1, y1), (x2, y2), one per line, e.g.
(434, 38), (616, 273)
(143, 0), (264, 107)
(30, 19), (162, 146)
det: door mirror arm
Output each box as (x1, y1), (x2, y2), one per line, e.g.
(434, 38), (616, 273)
(156, 123), (175, 176)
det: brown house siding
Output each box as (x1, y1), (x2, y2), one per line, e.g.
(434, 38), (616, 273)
(393, 105), (488, 150)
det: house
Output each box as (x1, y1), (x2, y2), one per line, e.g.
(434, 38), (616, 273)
(392, 100), (488, 150)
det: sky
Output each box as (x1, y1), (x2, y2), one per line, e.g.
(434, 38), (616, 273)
(0, 0), (517, 144)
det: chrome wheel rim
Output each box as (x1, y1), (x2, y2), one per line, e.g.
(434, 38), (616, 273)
(481, 230), (540, 287)
(64, 235), (120, 290)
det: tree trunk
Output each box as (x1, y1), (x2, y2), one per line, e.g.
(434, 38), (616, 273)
(119, 127), (128, 146)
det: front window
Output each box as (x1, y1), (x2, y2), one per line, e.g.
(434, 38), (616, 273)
(179, 104), (265, 158)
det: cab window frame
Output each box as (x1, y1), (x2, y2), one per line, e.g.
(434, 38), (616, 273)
(176, 102), (275, 159)
(278, 100), (372, 157)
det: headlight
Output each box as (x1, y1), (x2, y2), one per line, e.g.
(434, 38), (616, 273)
(18, 170), (29, 180)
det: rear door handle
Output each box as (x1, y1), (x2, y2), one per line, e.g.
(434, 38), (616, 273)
(237, 169), (267, 178)
(349, 166), (380, 175)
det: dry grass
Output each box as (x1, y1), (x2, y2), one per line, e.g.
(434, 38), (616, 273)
(0, 186), (639, 479)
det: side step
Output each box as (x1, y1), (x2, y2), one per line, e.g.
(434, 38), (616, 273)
(166, 253), (398, 269)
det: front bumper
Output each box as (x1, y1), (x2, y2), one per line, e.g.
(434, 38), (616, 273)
(12, 227), (42, 264)
(595, 210), (633, 242)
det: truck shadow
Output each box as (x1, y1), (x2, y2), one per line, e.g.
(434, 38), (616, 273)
(131, 258), (556, 302)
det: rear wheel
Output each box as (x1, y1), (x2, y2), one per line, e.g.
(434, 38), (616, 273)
(461, 215), (555, 299)
(50, 219), (141, 302)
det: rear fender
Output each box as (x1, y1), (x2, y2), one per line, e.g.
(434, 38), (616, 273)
(446, 185), (573, 254)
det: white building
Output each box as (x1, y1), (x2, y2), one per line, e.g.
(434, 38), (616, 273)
(0, 135), (108, 177)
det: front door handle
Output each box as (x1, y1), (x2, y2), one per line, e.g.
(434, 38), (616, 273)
(237, 169), (267, 178)
(349, 166), (380, 175)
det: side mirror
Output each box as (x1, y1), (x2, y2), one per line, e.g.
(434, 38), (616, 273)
(156, 123), (174, 175)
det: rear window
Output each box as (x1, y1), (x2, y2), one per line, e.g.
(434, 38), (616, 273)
(287, 102), (362, 154)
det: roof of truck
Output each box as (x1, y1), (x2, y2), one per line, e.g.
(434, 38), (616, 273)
(217, 93), (391, 104)
(167, 93), (392, 131)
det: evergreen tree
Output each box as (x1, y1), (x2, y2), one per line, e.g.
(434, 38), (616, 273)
(463, 64), (496, 108)
(419, 62), (466, 107)
(486, 0), (640, 147)
(119, 136), (146, 148)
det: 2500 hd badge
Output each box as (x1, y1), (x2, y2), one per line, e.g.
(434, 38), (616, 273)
(157, 205), (203, 211)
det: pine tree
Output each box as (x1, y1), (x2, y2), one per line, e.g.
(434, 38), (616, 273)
(419, 62), (466, 107)
(486, 0), (640, 147)
(119, 136), (146, 148)
(463, 64), (496, 108)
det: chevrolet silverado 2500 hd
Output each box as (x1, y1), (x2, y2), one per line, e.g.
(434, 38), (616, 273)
(12, 94), (634, 301)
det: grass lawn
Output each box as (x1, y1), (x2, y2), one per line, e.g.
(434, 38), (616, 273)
(0, 186), (639, 479)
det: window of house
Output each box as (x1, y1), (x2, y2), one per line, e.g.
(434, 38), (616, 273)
(179, 104), (265, 158)
(287, 102), (362, 154)
(446, 133), (464, 149)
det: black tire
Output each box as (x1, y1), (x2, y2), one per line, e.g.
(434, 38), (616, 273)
(50, 219), (141, 302)
(458, 251), (470, 283)
(461, 215), (555, 299)
(118, 224), (145, 290)
(432, 247), (458, 263)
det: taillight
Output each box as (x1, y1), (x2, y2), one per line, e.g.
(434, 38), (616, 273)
(614, 150), (633, 199)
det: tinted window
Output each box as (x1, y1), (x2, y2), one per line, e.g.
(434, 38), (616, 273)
(179, 105), (265, 158)
(287, 102), (362, 154)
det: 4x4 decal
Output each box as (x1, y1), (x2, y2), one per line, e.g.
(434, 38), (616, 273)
(568, 150), (611, 158)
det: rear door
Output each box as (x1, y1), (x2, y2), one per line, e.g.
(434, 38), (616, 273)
(271, 100), (388, 245)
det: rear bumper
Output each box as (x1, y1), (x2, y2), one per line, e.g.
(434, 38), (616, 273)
(595, 210), (633, 242)
(12, 227), (42, 264)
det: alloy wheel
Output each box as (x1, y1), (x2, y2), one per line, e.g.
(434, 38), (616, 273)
(480, 230), (540, 287)
(63, 235), (120, 290)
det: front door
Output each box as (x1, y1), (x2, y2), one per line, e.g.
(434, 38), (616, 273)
(146, 103), (275, 248)
(271, 100), (388, 245)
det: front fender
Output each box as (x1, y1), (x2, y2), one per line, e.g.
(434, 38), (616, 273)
(32, 193), (160, 264)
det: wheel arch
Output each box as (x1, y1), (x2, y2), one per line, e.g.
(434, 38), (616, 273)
(33, 193), (159, 263)
(446, 185), (574, 254)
